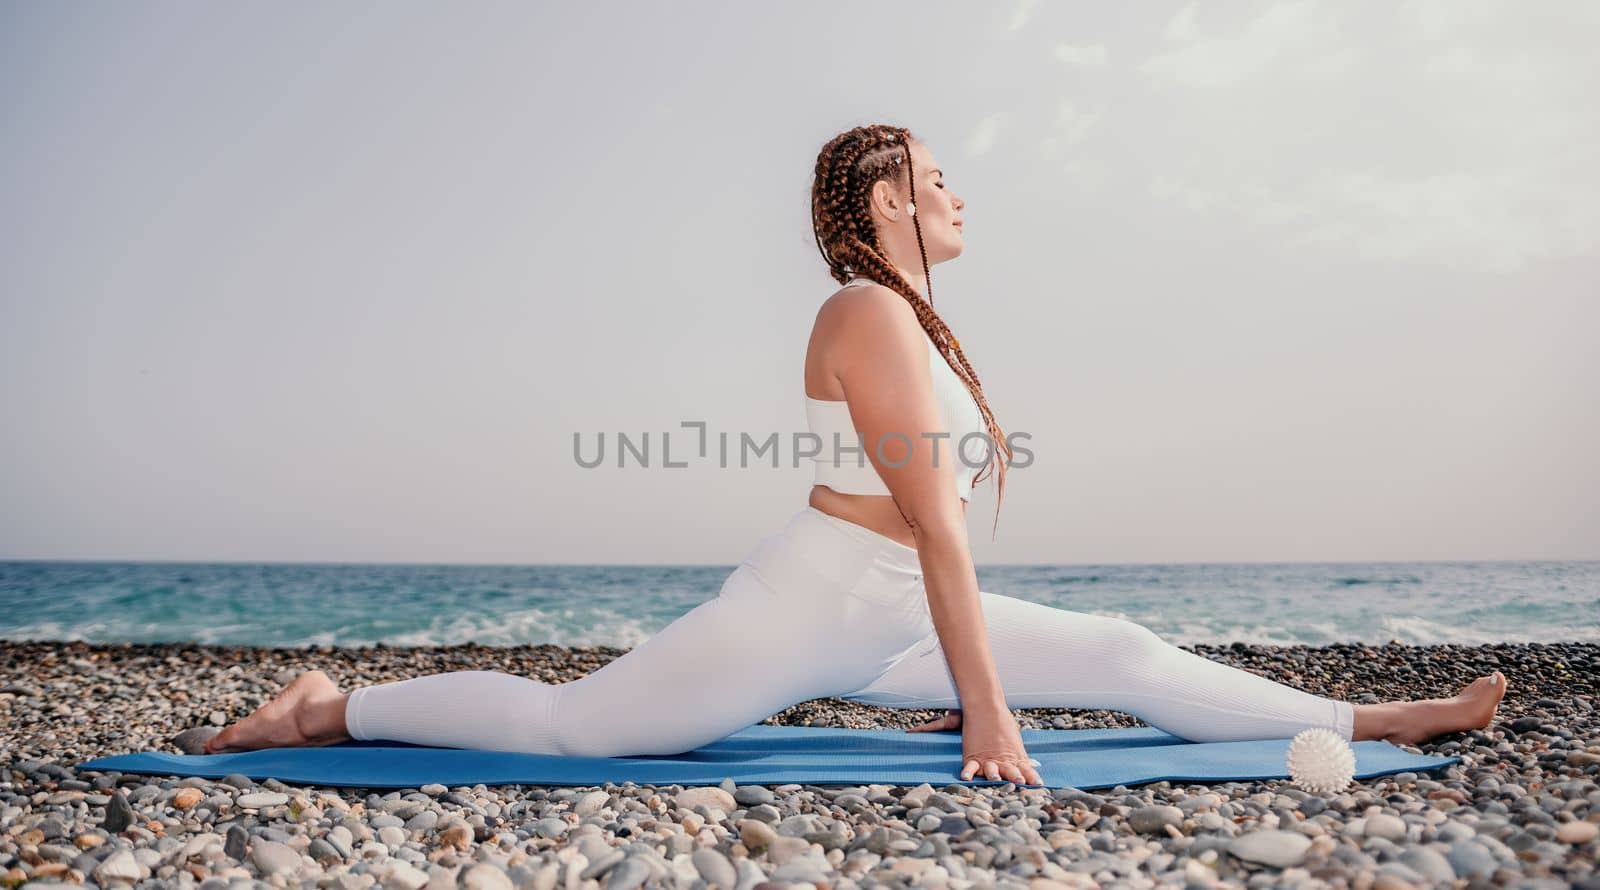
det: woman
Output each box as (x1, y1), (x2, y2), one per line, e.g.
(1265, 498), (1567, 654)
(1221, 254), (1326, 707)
(204, 124), (1507, 786)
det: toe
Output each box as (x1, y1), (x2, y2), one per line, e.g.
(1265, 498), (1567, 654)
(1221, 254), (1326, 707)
(205, 728), (232, 754)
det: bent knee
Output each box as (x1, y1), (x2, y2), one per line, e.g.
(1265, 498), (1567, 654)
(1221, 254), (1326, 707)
(1106, 617), (1172, 662)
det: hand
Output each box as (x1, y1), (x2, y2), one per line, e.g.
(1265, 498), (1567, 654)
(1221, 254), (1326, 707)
(914, 706), (1043, 785)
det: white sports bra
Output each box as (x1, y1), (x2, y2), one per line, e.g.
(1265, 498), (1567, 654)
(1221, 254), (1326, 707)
(805, 278), (990, 503)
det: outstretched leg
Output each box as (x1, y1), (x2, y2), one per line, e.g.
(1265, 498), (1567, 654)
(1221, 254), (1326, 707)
(839, 591), (1505, 744)
(208, 558), (929, 757)
(334, 573), (837, 757)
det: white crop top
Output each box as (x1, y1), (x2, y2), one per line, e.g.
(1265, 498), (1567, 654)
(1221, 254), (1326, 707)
(805, 278), (990, 503)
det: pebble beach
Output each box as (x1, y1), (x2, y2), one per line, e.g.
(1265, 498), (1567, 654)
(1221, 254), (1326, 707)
(2, 638), (1597, 890)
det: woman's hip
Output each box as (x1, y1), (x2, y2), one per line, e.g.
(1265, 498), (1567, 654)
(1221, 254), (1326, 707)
(714, 505), (935, 676)
(737, 507), (925, 606)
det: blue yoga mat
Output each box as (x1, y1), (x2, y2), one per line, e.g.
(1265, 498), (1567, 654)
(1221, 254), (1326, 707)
(76, 724), (1458, 790)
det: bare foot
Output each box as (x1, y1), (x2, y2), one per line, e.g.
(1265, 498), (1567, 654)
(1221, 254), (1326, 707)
(1380, 670), (1508, 746)
(203, 670), (352, 754)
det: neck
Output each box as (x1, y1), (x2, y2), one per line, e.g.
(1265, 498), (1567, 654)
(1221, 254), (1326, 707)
(896, 266), (928, 298)
(877, 222), (932, 298)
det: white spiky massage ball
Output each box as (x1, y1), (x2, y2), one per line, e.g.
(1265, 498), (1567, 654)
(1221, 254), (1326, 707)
(1286, 727), (1356, 794)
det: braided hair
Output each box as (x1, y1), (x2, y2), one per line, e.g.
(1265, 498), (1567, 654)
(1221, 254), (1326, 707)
(809, 123), (1013, 539)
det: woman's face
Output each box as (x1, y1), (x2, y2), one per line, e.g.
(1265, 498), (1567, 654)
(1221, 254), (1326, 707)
(900, 141), (966, 261)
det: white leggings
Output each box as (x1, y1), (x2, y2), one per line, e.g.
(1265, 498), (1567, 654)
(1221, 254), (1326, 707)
(344, 506), (1355, 757)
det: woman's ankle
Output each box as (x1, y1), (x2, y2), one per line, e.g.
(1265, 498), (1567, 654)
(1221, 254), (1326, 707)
(301, 691), (353, 742)
(1351, 701), (1400, 742)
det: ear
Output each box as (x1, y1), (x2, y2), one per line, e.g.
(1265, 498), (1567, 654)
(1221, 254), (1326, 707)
(870, 179), (906, 220)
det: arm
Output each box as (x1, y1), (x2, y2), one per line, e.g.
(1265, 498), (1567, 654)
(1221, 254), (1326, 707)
(832, 287), (1038, 784)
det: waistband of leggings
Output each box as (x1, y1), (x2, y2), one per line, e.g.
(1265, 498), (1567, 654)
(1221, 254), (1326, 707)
(798, 506), (921, 572)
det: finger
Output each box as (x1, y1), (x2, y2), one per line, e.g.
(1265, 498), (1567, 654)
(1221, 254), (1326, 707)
(961, 759), (977, 780)
(984, 759), (1000, 781)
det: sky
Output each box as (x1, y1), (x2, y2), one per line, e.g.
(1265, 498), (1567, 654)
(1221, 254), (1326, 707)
(1, 0), (1595, 566)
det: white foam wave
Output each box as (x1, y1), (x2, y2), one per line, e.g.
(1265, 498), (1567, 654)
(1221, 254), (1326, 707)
(319, 606), (660, 650)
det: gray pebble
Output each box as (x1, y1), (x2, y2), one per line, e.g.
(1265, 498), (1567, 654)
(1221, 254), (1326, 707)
(1129, 804), (1183, 835)
(745, 803), (781, 823)
(602, 856), (652, 890)
(249, 839), (300, 875)
(381, 798), (425, 818)
(774, 813), (817, 837)
(1364, 812), (1407, 841)
(691, 848), (737, 888)
(171, 726), (222, 755)
(378, 825), (408, 848)
(307, 838), (341, 862)
(93, 849), (143, 883)
(533, 817), (569, 839)
(1227, 829), (1312, 868)
(1446, 840), (1497, 879)
(323, 826), (354, 858)
(100, 789), (136, 833)
(71, 851), (102, 875)
(733, 786), (774, 807)
(223, 824), (249, 860)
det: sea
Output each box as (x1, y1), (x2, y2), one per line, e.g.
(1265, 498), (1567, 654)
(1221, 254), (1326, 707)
(2, 560), (1595, 650)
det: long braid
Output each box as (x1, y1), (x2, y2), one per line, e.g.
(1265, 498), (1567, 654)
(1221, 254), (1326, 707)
(808, 124), (1013, 539)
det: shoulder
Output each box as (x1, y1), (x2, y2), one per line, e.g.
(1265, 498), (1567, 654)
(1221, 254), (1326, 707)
(816, 281), (918, 339)
(814, 282), (929, 381)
